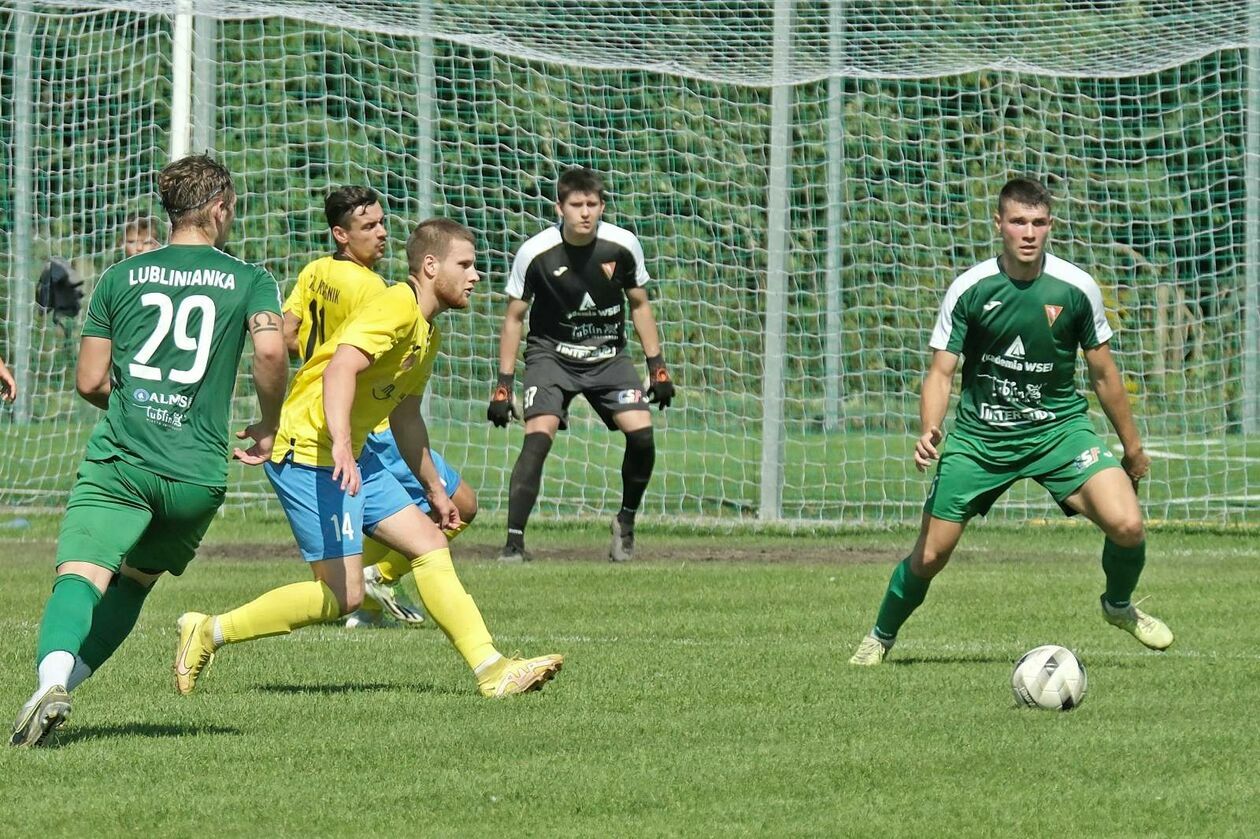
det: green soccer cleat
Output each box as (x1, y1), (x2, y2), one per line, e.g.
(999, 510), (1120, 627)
(477, 654), (564, 698)
(1101, 596), (1174, 651)
(848, 633), (893, 666)
(10, 685), (71, 748)
(174, 611), (216, 696)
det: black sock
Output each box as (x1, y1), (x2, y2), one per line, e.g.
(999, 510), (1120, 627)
(506, 432), (553, 547)
(618, 427), (655, 528)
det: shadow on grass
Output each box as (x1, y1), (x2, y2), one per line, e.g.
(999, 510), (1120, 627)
(256, 681), (453, 696)
(888, 656), (1014, 666)
(53, 722), (243, 746)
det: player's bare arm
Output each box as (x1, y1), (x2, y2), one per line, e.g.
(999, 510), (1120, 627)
(915, 349), (957, 471)
(487, 298), (529, 426)
(1084, 342), (1148, 485)
(282, 310), (302, 359)
(322, 343), (372, 495)
(390, 395), (459, 529)
(234, 311), (288, 465)
(627, 286), (674, 408)
(75, 336), (113, 410)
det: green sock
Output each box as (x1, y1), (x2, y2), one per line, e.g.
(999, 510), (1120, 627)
(79, 574), (153, 671)
(873, 556), (932, 641)
(1102, 538), (1146, 608)
(35, 574), (104, 664)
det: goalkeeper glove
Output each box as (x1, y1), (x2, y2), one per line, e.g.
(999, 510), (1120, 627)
(645, 354), (675, 409)
(487, 372), (520, 427)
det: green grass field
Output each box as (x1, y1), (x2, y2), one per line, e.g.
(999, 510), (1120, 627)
(0, 520), (1256, 836)
(7, 416), (1260, 523)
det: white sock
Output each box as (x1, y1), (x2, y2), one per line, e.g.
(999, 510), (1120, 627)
(473, 652), (504, 676)
(65, 655), (93, 692)
(36, 650), (75, 693)
(363, 564), (382, 584)
(212, 616), (226, 648)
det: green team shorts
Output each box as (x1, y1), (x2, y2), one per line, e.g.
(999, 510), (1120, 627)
(925, 425), (1121, 523)
(55, 457), (225, 576)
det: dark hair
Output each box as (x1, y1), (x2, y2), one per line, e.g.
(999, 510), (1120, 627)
(557, 167), (606, 204)
(158, 155), (235, 229)
(997, 176), (1053, 216)
(406, 218), (475, 273)
(324, 186), (381, 231)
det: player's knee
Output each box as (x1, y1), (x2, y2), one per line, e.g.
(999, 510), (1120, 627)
(1107, 515), (1145, 548)
(337, 589), (364, 614)
(913, 547), (952, 577)
(624, 426), (654, 456)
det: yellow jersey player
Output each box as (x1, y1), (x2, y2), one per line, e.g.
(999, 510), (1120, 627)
(281, 186), (478, 628)
(174, 218), (563, 698)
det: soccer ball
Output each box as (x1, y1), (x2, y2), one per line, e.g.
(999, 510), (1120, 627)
(1011, 645), (1087, 711)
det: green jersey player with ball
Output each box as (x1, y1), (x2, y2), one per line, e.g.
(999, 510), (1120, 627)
(849, 176), (1173, 665)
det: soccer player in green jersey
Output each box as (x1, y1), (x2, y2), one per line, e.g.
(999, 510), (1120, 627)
(849, 176), (1174, 666)
(10, 155), (288, 746)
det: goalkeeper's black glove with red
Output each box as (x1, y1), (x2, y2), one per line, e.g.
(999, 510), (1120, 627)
(487, 372), (520, 427)
(645, 354), (675, 409)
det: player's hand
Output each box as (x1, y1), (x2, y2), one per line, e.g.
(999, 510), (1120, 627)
(429, 491), (461, 531)
(645, 354), (674, 409)
(231, 422), (277, 466)
(1122, 446), (1150, 490)
(331, 440), (361, 496)
(913, 426), (944, 472)
(487, 372), (519, 427)
(0, 361), (15, 403)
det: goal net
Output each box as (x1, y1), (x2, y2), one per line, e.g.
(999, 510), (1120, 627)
(1, 1), (1257, 526)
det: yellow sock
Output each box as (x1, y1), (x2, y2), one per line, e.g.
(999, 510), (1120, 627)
(218, 580), (342, 644)
(410, 548), (496, 669)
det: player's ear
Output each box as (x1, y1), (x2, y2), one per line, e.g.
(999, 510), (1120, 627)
(331, 225), (350, 248)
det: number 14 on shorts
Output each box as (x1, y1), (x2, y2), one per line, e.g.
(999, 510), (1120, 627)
(330, 513), (355, 541)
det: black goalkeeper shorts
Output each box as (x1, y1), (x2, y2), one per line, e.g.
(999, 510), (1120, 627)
(521, 348), (649, 430)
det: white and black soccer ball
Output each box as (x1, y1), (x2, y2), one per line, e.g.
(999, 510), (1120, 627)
(1011, 645), (1087, 711)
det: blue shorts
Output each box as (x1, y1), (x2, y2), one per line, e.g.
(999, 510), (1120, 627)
(264, 454), (414, 562)
(361, 429), (462, 514)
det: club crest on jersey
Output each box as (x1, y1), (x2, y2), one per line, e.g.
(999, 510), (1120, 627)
(1045, 304), (1063, 327)
(601, 260), (617, 280)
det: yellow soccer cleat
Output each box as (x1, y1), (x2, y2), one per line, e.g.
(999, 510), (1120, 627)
(174, 611), (216, 695)
(1101, 596), (1174, 651)
(848, 633), (893, 666)
(10, 685), (71, 748)
(477, 654), (564, 698)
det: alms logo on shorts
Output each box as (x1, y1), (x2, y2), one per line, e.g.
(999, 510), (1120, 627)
(1073, 446), (1101, 471)
(1045, 304), (1063, 327)
(617, 388), (643, 404)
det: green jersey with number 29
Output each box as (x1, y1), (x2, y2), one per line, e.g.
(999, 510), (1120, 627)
(929, 253), (1113, 455)
(81, 244), (282, 487)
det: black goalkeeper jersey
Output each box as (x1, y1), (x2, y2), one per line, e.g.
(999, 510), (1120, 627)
(506, 221), (651, 362)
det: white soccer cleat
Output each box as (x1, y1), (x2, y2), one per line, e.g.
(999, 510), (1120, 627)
(848, 633), (893, 666)
(1101, 596), (1174, 651)
(362, 570), (425, 626)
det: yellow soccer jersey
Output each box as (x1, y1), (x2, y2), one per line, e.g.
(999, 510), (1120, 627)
(274, 283), (441, 466)
(283, 255), (389, 362)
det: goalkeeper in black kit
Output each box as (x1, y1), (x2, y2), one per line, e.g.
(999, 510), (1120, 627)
(488, 167), (675, 562)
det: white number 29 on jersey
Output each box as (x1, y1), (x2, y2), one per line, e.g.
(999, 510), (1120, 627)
(129, 293), (216, 384)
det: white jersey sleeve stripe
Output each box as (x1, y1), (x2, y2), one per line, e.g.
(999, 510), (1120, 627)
(1044, 254), (1113, 346)
(506, 226), (563, 299)
(928, 258), (998, 351)
(597, 222), (651, 287)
